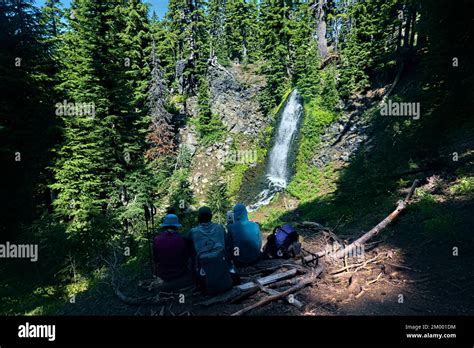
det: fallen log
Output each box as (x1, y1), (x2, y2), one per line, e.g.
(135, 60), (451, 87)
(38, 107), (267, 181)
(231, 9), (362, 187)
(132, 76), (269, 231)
(237, 269), (298, 291)
(197, 268), (299, 306)
(333, 179), (419, 259)
(231, 265), (324, 316)
(267, 276), (302, 289)
(239, 257), (317, 276)
(249, 275), (304, 309)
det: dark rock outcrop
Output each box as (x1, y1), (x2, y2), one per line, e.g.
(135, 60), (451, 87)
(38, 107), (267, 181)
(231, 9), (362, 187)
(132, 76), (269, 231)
(207, 64), (269, 136)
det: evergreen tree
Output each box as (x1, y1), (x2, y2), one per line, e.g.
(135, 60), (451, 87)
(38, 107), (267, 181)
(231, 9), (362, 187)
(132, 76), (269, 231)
(338, 0), (400, 97)
(39, 0), (64, 40)
(151, 18), (178, 86)
(206, 171), (231, 224)
(146, 43), (176, 159)
(50, 0), (153, 258)
(291, 1), (320, 98)
(0, 0), (58, 239)
(196, 77), (224, 144)
(208, 0), (228, 63)
(225, 0), (258, 63)
(259, 0), (293, 111)
(166, 0), (209, 94)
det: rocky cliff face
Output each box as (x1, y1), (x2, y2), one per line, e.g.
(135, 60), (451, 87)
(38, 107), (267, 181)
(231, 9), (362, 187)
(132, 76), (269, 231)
(185, 63), (269, 136)
(312, 88), (385, 168)
(180, 63), (268, 204)
(208, 64), (268, 136)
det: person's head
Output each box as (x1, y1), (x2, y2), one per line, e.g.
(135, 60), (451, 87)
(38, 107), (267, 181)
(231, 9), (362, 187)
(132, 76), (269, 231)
(233, 203), (248, 222)
(198, 206), (213, 224)
(160, 214), (182, 231)
(166, 206), (177, 215)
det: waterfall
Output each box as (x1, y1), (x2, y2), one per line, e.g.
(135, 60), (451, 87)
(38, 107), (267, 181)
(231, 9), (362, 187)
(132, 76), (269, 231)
(249, 89), (303, 211)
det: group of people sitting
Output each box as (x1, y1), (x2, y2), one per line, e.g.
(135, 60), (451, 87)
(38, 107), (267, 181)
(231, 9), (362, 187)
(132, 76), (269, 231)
(152, 203), (262, 295)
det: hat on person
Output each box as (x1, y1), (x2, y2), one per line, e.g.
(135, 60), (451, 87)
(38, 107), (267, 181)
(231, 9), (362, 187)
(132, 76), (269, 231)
(160, 214), (182, 228)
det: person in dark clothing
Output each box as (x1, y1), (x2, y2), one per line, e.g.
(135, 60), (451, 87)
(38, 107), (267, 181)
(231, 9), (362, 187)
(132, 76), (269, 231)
(153, 214), (193, 291)
(187, 207), (228, 266)
(227, 203), (262, 266)
(187, 207), (238, 292)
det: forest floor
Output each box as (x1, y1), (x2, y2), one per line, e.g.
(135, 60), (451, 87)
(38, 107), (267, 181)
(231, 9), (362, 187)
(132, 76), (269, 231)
(49, 174), (473, 316)
(2, 143), (473, 317)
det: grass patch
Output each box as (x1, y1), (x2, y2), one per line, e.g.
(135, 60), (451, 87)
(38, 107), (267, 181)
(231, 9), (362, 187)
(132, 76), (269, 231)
(287, 100), (338, 202)
(450, 176), (474, 196)
(226, 163), (250, 200)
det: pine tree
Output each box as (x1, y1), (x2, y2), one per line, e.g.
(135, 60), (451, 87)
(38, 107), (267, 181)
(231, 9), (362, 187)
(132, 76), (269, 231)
(166, 0), (209, 94)
(196, 77), (224, 144)
(50, 0), (153, 255)
(291, 1), (320, 98)
(225, 0), (254, 63)
(151, 18), (177, 86)
(338, 0), (400, 97)
(146, 43), (176, 159)
(39, 0), (64, 40)
(259, 0), (293, 111)
(208, 0), (228, 63)
(206, 171), (231, 224)
(0, 0), (58, 238)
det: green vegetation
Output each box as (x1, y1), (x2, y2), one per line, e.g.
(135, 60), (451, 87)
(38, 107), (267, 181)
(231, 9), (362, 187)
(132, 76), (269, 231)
(287, 64), (340, 202)
(206, 171), (231, 224)
(288, 104), (337, 202)
(195, 77), (226, 145)
(226, 163), (249, 199)
(1, 0), (472, 316)
(450, 176), (474, 197)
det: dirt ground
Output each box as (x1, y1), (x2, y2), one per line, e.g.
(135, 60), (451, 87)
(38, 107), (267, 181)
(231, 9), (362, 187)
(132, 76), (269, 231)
(57, 201), (474, 317)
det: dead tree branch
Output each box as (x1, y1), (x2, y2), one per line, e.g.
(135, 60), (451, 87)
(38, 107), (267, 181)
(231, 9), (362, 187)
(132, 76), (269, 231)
(231, 265), (324, 316)
(333, 179), (419, 259)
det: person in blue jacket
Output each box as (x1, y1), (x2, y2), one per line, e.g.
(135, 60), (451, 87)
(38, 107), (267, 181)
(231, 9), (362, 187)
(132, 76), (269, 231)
(227, 203), (262, 266)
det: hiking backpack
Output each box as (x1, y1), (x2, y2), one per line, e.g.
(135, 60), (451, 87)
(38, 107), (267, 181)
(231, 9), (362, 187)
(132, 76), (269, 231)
(262, 224), (301, 259)
(196, 227), (233, 295)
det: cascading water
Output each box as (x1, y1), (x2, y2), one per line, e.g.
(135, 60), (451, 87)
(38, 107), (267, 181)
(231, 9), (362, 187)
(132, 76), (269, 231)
(248, 89), (303, 211)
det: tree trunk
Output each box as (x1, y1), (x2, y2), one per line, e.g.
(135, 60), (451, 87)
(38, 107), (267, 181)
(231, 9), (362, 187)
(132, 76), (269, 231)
(315, 0), (328, 59)
(333, 180), (419, 259)
(404, 10), (411, 48)
(409, 11), (417, 47)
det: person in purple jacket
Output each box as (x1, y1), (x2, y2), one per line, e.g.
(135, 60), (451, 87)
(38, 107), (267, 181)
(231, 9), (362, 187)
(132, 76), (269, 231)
(153, 214), (193, 290)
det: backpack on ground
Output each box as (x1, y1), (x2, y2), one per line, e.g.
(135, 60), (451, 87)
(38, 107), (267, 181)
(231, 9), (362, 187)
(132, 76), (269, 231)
(196, 229), (233, 295)
(262, 224), (301, 259)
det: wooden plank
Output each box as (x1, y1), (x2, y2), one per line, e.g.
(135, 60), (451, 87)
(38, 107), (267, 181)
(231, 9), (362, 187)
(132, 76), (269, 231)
(236, 269), (298, 291)
(249, 274), (304, 309)
(232, 265), (324, 316)
(197, 269), (299, 306)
